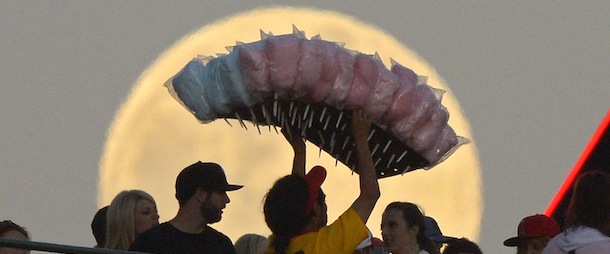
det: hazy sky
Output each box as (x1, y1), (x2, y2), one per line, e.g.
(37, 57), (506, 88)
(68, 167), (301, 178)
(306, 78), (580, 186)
(1, 1), (608, 253)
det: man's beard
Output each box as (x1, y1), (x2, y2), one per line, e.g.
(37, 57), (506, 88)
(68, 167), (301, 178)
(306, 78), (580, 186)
(200, 198), (222, 224)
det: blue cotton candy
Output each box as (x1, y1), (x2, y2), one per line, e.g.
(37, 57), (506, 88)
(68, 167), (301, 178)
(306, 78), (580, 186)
(169, 52), (257, 123)
(170, 60), (217, 122)
(218, 53), (257, 108)
(203, 58), (233, 116)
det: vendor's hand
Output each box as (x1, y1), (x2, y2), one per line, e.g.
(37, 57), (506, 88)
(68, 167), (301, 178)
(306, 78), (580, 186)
(351, 109), (372, 140)
(282, 126), (306, 176)
(281, 127), (306, 154)
(349, 109), (379, 224)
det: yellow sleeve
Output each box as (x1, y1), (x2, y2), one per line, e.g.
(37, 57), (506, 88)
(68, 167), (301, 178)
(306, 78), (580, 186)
(288, 207), (369, 254)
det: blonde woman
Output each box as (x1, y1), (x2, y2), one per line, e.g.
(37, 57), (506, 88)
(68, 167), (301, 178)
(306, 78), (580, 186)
(105, 190), (159, 250)
(235, 233), (269, 254)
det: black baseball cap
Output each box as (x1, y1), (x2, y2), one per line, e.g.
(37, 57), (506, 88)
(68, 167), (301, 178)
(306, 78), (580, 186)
(175, 161), (243, 203)
(91, 206), (109, 247)
(425, 216), (458, 244)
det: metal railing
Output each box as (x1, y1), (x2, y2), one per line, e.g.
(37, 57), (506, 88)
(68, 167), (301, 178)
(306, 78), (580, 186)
(0, 237), (148, 254)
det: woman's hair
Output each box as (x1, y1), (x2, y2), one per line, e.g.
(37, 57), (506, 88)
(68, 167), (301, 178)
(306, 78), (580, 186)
(263, 175), (323, 254)
(105, 190), (156, 250)
(0, 220), (29, 240)
(384, 202), (439, 254)
(565, 170), (610, 234)
(234, 233), (269, 254)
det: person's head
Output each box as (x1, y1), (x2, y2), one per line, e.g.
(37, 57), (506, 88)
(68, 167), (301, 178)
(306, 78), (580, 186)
(442, 238), (482, 254)
(263, 166), (327, 254)
(565, 170), (610, 235)
(91, 206), (109, 248)
(503, 214), (559, 254)
(105, 190), (159, 250)
(234, 233), (269, 254)
(175, 161), (243, 224)
(425, 216), (458, 251)
(381, 202), (438, 254)
(0, 220), (30, 254)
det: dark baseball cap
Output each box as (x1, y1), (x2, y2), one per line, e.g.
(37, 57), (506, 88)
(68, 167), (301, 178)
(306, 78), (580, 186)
(425, 216), (458, 244)
(175, 161), (243, 203)
(91, 206), (109, 247)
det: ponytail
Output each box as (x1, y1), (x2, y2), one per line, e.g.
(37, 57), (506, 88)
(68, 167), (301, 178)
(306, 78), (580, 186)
(264, 175), (312, 254)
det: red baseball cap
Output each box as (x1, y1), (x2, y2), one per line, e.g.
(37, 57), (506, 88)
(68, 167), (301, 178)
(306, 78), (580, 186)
(303, 166), (327, 215)
(503, 214), (560, 246)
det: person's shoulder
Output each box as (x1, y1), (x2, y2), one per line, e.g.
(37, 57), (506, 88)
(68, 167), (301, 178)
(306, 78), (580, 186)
(129, 223), (175, 252)
(541, 235), (562, 254)
(134, 222), (174, 241)
(580, 238), (610, 250)
(205, 226), (231, 240)
(340, 207), (366, 225)
(145, 222), (174, 233)
(203, 226), (236, 253)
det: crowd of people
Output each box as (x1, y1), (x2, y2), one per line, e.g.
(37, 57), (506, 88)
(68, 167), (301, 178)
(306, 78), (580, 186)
(2, 110), (609, 254)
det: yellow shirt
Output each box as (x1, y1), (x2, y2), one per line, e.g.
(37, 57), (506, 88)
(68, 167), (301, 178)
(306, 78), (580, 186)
(267, 207), (368, 254)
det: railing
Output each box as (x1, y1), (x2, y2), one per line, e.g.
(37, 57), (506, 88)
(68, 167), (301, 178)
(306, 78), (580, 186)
(0, 237), (148, 254)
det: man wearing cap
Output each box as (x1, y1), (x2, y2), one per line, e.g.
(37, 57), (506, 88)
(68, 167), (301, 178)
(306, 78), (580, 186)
(503, 214), (560, 254)
(129, 161), (243, 254)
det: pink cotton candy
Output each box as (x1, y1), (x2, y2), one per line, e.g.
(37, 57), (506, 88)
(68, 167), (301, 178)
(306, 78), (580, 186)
(311, 40), (340, 103)
(387, 85), (440, 142)
(382, 85), (412, 125)
(391, 63), (418, 88)
(294, 39), (325, 100)
(422, 125), (459, 164)
(346, 54), (378, 109)
(266, 35), (300, 99)
(324, 47), (355, 109)
(362, 60), (399, 121)
(407, 105), (449, 153)
(238, 41), (270, 102)
(380, 64), (418, 124)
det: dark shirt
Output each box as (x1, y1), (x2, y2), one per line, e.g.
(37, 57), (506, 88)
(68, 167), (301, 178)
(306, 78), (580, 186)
(129, 222), (236, 254)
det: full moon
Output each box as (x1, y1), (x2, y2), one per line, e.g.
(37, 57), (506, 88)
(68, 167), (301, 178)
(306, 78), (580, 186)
(99, 7), (482, 243)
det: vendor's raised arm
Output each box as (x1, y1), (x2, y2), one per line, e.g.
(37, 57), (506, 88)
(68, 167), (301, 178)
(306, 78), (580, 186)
(281, 127), (306, 177)
(350, 109), (381, 223)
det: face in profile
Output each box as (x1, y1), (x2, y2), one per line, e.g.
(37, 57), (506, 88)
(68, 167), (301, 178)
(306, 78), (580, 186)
(200, 190), (230, 224)
(516, 237), (551, 254)
(381, 209), (419, 254)
(134, 199), (160, 236)
(0, 230), (30, 254)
